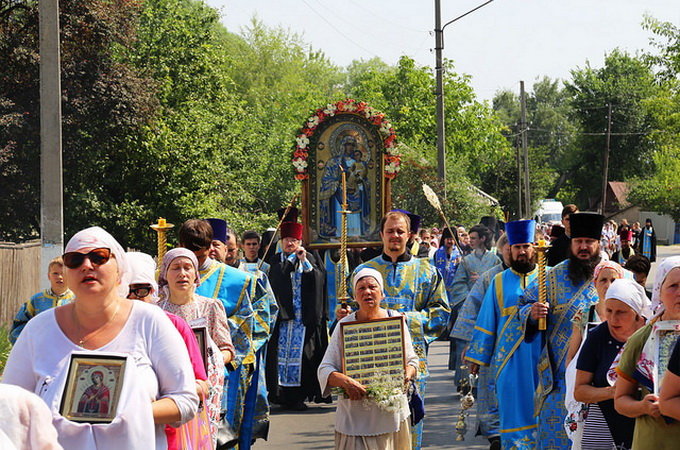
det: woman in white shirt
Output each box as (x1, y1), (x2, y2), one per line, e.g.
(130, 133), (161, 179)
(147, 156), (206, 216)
(2, 227), (198, 450)
(318, 268), (419, 450)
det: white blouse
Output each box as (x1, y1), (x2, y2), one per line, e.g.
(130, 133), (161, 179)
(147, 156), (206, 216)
(2, 301), (198, 450)
(317, 311), (419, 436)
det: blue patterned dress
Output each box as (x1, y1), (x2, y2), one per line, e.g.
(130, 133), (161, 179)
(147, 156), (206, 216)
(466, 268), (541, 448)
(237, 261), (279, 448)
(196, 259), (257, 439)
(518, 260), (598, 450)
(349, 253), (450, 450)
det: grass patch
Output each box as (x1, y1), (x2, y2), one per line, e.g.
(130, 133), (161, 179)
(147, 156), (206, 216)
(0, 324), (12, 377)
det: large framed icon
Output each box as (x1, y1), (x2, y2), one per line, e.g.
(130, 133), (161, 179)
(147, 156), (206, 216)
(340, 315), (406, 385)
(292, 99), (401, 249)
(649, 320), (680, 394)
(60, 353), (127, 423)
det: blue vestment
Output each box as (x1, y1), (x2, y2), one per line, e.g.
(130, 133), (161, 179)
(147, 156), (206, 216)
(237, 261), (278, 447)
(196, 259), (257, 443)
(466, 268), (541, 448)
(349, 253), (450, 450)
(518, 260), (598, 450)
(10, 289), (74, 344)
(451, 263), (504, 439)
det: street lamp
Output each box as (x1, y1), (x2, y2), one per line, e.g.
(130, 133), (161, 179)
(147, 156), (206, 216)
(434, 0), (496, 190)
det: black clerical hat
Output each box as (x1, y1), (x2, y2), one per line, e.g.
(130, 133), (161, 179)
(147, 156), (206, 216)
(569, 213), (604, 240)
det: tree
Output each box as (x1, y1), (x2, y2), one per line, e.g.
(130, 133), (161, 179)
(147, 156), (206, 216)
(565, 50), (660, 209)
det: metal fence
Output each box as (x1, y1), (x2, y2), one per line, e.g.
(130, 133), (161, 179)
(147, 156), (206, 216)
(0, 240), (41, 326)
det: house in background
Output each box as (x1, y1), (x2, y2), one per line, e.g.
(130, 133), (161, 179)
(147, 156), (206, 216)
(589, 181), (679, 245)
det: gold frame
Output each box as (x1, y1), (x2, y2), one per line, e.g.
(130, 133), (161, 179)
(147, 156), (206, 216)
(60, 353), (127, 423)
(340, 316), (406, 385)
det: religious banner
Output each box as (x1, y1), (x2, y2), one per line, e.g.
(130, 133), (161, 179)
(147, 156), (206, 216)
(292, 99), (400, 249)
(340, 316), (406, 385)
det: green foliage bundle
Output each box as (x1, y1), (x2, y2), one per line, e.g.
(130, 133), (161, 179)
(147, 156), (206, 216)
(0, 324), (11, 376)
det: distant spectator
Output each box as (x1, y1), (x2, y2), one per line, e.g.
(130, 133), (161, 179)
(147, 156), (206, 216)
(9, 256), (74, 344)
(547, 204), (579, 266)
(625, 254), (652, 299)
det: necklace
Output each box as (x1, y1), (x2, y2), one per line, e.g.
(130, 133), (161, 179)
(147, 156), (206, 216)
(72, 300), (121, 348)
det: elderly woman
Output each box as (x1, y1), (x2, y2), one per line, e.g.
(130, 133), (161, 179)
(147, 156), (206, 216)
(318, 268), (419, 450)
(574, 279), (651, 449)
(567, 261), (626, 364)
(157, 248), (234, 439)
(2, 227), (198, 449)
(615, 256), (680, 448)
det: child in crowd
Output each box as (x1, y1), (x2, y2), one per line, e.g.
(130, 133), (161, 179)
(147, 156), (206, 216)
(9, 256), (74, 344)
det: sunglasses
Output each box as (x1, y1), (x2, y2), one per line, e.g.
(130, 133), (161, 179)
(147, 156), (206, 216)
(128, 285), (152, 298)
(62, 248), (112, 269)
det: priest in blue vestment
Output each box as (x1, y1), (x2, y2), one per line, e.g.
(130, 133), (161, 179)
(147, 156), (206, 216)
(518, 213), (604, 450)
(451, 233), (509, 445)
(448, 224), (500, 389)
(348, 210), (450, 450)
(466, 220), (541, 449)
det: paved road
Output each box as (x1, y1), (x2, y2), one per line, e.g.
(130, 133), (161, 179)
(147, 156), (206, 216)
(256, 245), (680, 449)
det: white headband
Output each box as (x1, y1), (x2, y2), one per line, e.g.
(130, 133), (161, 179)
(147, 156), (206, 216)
(352, 267), (384, 294)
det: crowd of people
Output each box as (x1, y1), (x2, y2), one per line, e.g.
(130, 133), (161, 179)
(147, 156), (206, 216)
(1, 203), (677, 450)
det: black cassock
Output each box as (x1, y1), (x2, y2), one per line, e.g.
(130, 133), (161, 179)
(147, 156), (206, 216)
(265, 251), (329, 406)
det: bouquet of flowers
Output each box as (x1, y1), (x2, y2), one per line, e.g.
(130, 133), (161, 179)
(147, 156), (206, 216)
(333, 371), (405, 413)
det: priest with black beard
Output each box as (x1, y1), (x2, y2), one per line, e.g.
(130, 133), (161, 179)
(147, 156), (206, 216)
(518, 212), (604, 449)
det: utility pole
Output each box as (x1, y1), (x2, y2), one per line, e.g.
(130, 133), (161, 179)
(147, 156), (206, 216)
(434, 0), (446, 189)
(520, 81), (531, 218)
(433, 0), (496, 195)
(599, 103), (612, 215)
(516, 134), (523, 219)
(40, 0), (64, 287)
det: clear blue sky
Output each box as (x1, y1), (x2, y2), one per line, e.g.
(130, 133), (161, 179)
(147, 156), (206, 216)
(204, 0), (679, 101)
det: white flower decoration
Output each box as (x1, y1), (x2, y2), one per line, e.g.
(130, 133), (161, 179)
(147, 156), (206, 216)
(292, 158), (308, 171)
(296, 135), (309, 149)
(345, 103), (357, 112)
(323, 104), (337, 116)
(307, 116), (319, 128)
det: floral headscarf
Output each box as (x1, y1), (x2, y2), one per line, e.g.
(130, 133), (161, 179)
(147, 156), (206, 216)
(158, 248), (200, 290)
(651, 256), (680, 312)
(65, 226), (129, 297)
(593, 260), (624, 285)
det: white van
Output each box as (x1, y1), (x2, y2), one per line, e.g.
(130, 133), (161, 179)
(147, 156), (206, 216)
(534, 199), (564, 225)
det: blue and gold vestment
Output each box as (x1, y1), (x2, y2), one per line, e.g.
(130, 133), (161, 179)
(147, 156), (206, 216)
(518, 260), (598, 450)
(467, 267), (540, 449)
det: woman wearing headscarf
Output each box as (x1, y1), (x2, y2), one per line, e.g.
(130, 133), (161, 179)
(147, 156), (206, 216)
(574, 279), (651, 449)
(564, 260), (626, 448)
(615, 256), (680, 448)
(318, 268), (419, 449)
(157, 248), (234, 440)
(127, 251), (209, 450)
(2, 227), (198, 449)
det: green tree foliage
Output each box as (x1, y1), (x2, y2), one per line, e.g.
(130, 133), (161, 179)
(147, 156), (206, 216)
(565, 50), (660, 209)
(0, 0), (157, 244)
(492, 77), (578, 215)
(345, 56), (509, 225)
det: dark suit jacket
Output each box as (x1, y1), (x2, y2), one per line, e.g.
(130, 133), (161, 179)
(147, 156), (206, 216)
(547, 234), (570, 267)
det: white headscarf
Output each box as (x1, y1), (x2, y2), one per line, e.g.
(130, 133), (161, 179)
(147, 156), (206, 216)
(605, 278), (652, 319)
(652, 256), (680, 312)
(65, 226), (129, 297)
(352, 267), (384, 294)
(125, 252), (159, 298)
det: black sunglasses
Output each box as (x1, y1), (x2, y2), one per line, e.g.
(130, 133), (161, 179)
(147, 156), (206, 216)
(128, 285), (152, 298)
(63, 248), (112, 269)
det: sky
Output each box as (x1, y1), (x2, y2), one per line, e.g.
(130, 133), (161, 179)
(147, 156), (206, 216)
(204, 0), (680, 101)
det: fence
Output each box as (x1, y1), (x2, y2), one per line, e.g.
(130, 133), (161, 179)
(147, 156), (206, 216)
(0, 240), (41, 327)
